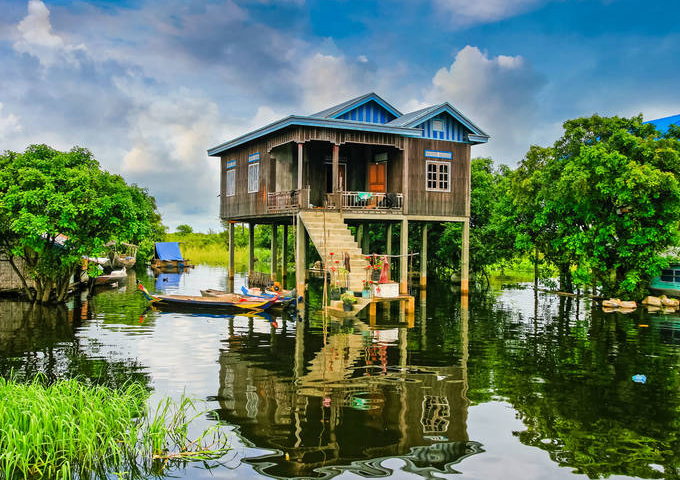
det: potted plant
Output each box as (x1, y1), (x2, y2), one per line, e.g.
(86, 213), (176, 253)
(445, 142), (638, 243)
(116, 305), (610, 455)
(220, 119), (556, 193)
(340, 291), (357, 311)
(337, 266), (348, 293)
(362, 280), (372, 298)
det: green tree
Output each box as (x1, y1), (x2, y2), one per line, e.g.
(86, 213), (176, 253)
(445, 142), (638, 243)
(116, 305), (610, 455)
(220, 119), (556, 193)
(431, 158), (516, 281)
(511, 115), (680, 297)
(0, 145), (162, 303)
(175, 224), (193, 235)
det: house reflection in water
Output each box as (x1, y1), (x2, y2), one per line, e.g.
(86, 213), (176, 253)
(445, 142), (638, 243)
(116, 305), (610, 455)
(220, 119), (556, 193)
(214, 299), (481, 478)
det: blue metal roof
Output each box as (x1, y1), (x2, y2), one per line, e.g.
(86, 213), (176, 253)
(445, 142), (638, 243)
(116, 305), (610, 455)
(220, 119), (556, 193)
(644, 114), (680, 135)
(207, 94), (489, 156)
(387, 102), (489, 138)
(310, 92), (402, 120)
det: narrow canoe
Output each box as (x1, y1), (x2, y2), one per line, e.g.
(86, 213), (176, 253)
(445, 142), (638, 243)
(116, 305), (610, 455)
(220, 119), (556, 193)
(138, 281), (277, 312)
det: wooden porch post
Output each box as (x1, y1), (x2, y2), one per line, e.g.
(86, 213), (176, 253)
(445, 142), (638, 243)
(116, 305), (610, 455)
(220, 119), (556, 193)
(420, 223), (428, 289)
(332, 144), (340, 193)
(296, 214), (306, 300)
(228, 222), (235, 293)
(271, 223), (278, 281)
(248, 222), (255, 277)
(400, 218), (408, 294)
(461, 218), (470, 294)
(297, 143), (303, 190)
(282, 224), (288, 282)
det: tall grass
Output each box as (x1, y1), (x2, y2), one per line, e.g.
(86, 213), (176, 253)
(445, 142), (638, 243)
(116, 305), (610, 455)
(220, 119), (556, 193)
(181, 244), (271, 270)
(0, 376), (229, 479)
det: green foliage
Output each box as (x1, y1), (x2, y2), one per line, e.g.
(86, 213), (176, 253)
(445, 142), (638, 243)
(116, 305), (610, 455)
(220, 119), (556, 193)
(510, 115), (680, 297)
(175, 224), (193, 235)
(431, 158), (515, 279)
(0, 376), (229, 479)
(0, 145), (163, 302)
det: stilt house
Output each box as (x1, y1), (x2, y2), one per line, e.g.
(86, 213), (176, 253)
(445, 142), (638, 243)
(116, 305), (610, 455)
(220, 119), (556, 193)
(208, 93), (489, 293)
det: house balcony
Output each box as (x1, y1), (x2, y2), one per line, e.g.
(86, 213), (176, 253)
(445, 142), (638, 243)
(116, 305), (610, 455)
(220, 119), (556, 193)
(267, 189), (403, 214)
(266, 188), (310, 213)
(325, 191), (403, 213)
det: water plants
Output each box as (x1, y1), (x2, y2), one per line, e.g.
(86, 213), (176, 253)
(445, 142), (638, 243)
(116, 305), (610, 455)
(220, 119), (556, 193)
(0, 376), (230, 479)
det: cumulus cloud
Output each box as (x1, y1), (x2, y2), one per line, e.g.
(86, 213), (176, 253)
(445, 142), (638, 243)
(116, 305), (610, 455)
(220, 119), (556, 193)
(0, 103), (22, 141)
(13, 0), (85, 67)
(419, 45), (546, 163)
(433, 0), (555, 27)
(299, 53), (378, 113)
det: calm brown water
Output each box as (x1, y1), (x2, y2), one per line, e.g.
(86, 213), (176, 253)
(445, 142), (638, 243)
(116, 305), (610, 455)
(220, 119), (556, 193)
(1, 265), (679, 479)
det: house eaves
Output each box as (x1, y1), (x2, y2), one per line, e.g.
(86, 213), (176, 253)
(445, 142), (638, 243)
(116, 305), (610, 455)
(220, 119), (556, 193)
(207, 116), (422, 156)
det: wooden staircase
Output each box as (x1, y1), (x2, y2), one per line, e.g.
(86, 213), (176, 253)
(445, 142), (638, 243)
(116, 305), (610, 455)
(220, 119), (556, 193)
(299, 210), (368, 292)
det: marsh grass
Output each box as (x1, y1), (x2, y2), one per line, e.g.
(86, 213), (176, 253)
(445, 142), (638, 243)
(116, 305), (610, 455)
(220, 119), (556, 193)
(0, 376), (229, 479)
(181, 243), (271, 269)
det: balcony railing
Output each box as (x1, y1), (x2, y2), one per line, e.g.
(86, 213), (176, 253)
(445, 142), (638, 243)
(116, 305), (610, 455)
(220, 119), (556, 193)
(267, 188), (310, 212)
(325, 191), (403, 212)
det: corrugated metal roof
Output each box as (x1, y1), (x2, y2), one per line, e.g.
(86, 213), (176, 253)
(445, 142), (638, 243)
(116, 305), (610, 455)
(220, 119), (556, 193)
(208, 94), (489, 156)
(645, 114), (680, 134)
(388, 102), (489, 138)
(310, 92), (402, 119)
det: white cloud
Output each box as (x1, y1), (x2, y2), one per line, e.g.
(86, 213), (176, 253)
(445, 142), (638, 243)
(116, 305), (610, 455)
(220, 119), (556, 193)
(298, 53), (377, 113)
(0, 103), (22, 141)
(13, 0), (85, 67)
(420, 45), (546, 163)
(434, 0), (555, 27)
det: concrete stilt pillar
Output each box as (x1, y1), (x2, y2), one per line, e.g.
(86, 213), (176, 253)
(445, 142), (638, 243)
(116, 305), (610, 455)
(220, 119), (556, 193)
(420, 223), (428, 289)
(362, 223), (369, 255)
(271, 223), (278, 281)
(461, 218), (470, 294)
(282, 224), (288, 282)
(357, 224), (363, 246)
(248, 222), (255, 277)
(228, 222), (235, 293)
(400, 218), (408, 294)
(295, 214), (306, 301)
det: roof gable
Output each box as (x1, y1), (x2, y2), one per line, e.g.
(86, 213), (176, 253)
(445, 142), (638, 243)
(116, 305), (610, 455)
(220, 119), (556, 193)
(388, 103), (488, 141)
(310, 93), (402, 122)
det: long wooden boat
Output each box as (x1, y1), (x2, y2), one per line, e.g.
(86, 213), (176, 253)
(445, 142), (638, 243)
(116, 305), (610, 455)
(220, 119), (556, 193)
(138, 281), (278, 312)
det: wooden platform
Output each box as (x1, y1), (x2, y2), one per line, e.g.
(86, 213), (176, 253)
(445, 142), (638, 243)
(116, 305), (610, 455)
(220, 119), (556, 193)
(325, 294), (415, 326)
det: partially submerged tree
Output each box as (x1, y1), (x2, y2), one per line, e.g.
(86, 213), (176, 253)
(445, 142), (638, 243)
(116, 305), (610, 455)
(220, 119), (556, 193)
(511, 115), (680, 297)
(0, 145), (162, 303)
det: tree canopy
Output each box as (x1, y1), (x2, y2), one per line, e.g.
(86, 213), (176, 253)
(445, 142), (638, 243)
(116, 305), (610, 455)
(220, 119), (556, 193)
(0, 144), (163, 303)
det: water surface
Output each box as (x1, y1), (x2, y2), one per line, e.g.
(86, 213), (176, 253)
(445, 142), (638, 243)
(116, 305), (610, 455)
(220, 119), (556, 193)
(1, 266), (679, 479)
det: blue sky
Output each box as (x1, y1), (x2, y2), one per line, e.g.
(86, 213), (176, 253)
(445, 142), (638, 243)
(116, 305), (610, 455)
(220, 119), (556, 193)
(0, 0), (678, 231)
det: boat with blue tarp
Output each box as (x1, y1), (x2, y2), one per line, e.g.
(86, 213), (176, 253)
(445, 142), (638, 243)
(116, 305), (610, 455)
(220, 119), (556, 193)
(151, 242), (194, 273)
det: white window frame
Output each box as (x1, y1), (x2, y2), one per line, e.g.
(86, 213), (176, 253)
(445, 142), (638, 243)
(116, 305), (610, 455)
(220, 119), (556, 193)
(432, 119), (444, 132)
(226, 168), (235, 197)
(248, 162), (259, 193)
(426, 160), (451, 192)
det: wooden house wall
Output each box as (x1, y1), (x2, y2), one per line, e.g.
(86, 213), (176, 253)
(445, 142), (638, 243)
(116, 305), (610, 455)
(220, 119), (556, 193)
(219, 125), (471, 220)
(220, 137), (271, 220)
(406, 138), (470, 217)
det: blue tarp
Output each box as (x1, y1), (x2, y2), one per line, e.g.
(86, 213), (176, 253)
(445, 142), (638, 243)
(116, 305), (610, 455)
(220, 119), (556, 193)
(645, 114), (680, 135)
(154, 242), (184, 261)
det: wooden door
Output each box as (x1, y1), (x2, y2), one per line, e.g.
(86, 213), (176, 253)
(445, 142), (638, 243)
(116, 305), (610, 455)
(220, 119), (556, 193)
(368, 163), (386, 192)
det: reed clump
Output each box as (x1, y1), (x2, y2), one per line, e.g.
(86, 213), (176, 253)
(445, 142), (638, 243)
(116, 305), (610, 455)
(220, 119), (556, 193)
(0, 376), (229, 479)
